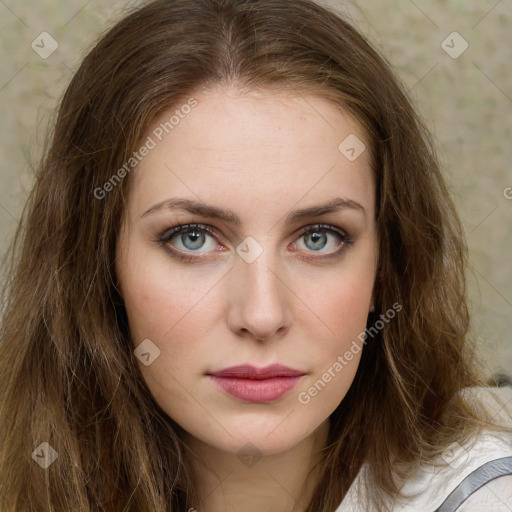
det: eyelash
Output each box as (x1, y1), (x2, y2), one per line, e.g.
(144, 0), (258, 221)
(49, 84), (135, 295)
(156, 223), (355, 263)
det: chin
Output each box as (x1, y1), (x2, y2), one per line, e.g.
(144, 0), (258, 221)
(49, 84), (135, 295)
(183, 412), (326, 457)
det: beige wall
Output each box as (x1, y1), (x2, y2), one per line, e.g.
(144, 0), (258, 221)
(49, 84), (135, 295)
(1, 0), (510, 374)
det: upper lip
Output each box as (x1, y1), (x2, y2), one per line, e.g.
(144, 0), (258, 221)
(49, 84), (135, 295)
(207, 364), (305, 379)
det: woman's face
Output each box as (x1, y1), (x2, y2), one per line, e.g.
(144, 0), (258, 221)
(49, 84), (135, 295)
(116, 85), (378, 456)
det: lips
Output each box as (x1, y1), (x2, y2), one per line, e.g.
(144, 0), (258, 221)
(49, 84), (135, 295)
(207, 364), (306, 403)
(208, 364), (305, 379)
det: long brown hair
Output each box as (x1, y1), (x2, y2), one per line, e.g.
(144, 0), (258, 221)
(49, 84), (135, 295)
(0, 0), (503, 510)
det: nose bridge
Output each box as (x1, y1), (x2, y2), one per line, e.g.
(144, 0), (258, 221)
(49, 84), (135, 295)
(228, 238), (291, 339)
(243, 249), (280, 297)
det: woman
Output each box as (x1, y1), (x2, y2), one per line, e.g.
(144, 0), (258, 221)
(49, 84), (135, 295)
(0, 0), (511, 510)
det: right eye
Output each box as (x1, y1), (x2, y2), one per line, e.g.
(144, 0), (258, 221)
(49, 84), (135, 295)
(157, 223), (225, 259)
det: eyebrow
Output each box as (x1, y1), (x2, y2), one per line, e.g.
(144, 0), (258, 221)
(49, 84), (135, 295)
(141, 196), (366, 224)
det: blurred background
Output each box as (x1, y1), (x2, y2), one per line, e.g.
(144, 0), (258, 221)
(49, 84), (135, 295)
(0, 0), (511, 374)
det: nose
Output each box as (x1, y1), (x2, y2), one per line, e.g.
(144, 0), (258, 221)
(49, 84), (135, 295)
(226, 247), (292, 342)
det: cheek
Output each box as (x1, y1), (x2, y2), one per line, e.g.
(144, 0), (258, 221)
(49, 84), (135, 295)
(311, 280), (369, 371)
(118, 255), (218, 400)
(120, 251), (217, 344)
(315, 279), (371, 329)
(310, 253), (375, 346)
(295, 254), (374, 407)
(120, 264), (215, 406)
(295, 282), (368, 410)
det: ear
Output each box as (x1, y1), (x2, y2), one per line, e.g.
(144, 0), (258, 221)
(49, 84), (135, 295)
(369, 300), (375, 313)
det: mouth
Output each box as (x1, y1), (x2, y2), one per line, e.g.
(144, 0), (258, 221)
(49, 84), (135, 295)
(206, 364), (306, 403)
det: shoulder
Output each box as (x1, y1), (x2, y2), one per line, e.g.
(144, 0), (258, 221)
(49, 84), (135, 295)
(335, 386), (512, 512)
(400, 386), (512, 511)
(455, 474), (512, 511)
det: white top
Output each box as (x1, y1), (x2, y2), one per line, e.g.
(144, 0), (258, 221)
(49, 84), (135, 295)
(335, 386), (512, 512)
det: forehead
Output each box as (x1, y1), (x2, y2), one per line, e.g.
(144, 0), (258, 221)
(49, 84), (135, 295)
(129, 85), (375, 220)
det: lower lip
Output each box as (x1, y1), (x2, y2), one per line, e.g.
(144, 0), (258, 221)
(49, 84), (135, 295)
(208, 375), (303, 403)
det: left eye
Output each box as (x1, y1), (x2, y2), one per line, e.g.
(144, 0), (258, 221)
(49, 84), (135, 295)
(293, 226), (345, 253)
(158, 223), (350, 258)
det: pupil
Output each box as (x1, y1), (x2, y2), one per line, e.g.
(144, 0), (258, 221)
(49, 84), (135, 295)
(183, 229), (204, 249)
(307, 231), (326, 251)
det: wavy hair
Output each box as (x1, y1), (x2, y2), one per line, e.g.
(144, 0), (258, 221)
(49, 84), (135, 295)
(0, 0), (502, 510)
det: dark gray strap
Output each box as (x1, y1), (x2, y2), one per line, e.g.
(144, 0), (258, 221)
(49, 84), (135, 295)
(434, 456), (512, 512)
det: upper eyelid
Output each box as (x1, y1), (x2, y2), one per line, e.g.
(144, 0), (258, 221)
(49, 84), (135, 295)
(296, 223), (348, 237)
(160, 223), (218, 242)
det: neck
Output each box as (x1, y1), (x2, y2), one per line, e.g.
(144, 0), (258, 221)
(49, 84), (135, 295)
(183, 420), (330, 512)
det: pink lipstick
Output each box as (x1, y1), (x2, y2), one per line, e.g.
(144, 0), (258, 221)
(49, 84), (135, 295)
(207, 364), (305, 403)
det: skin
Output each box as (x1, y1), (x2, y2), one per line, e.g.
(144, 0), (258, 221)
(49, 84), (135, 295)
(116, 84), (378, 512)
